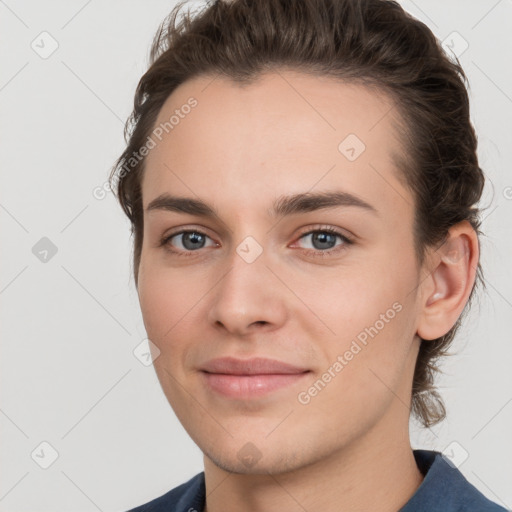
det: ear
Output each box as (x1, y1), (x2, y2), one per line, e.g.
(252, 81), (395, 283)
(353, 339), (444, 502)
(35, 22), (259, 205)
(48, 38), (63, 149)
(416, 221), (479, 341)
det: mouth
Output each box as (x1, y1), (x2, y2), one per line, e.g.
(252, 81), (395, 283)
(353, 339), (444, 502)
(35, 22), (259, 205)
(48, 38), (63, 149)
(199, 357), (311, 399)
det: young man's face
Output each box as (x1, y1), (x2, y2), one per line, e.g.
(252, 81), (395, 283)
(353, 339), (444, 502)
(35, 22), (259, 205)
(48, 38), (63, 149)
(138, 71), (425, 474)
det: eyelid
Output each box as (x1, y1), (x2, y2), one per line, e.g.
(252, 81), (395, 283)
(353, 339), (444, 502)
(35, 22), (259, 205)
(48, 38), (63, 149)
(294, 224), (354, 242)
(161, 224), (216, 241)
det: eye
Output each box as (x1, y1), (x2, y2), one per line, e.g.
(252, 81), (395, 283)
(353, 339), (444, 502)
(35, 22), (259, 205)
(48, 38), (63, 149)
(294, 227), (353, 256)
(159, 226), (353, 258)
(160, 230), (217, 255)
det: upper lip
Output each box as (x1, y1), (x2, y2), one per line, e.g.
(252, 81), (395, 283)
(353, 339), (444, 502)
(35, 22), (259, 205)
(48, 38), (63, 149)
(200, 357), (309, 375)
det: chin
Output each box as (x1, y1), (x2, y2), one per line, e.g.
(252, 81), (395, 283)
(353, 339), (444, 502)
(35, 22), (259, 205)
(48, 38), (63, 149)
(205, 448), (303, 476)
(202, 434), (334, 477)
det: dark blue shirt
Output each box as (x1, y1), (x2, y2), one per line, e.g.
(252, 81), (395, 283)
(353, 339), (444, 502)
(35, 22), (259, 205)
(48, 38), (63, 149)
(128, 449), (509, 511)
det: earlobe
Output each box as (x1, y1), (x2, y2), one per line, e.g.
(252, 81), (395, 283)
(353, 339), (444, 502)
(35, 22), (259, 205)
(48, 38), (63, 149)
(417, 222), (478, 341)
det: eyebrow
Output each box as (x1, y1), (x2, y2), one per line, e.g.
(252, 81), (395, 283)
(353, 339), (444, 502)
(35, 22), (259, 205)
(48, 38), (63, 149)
(145, 190), (378, 218)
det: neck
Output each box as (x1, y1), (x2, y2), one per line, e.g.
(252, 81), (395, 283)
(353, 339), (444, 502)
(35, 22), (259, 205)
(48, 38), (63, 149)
(203, 403), (424, 512)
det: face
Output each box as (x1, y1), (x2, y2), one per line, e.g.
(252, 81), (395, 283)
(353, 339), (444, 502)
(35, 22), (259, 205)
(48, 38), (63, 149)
(138, 71), (424, 474)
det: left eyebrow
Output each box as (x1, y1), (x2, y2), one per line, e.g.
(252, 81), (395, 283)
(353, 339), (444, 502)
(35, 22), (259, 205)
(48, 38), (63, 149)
(270, 190), (379, 218)
(145, 190), (378, 218)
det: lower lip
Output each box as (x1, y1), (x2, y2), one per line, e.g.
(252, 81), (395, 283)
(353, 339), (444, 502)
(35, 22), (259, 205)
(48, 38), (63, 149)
(201, 372), (310, 399)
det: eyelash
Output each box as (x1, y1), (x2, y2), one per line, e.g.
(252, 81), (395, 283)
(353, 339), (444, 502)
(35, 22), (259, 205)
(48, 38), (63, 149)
(159, 226), (354, 259)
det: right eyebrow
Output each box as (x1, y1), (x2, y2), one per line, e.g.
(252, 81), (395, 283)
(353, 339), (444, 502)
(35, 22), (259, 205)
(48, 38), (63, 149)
(146, 194), (216, 217)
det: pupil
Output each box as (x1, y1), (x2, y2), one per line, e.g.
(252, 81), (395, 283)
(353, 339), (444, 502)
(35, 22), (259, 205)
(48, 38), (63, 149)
(313, 232), (336, 250)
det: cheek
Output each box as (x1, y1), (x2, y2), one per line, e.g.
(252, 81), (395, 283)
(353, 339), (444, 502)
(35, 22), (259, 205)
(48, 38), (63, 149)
(137, 271), (169, 340)
(137, 261), (196, 346)
(297, 270), (405, 341)
(301, 248), (418, 366)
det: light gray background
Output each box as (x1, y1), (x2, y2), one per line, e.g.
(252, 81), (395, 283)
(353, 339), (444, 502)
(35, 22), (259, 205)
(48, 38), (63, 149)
(1, 1), (511, 511)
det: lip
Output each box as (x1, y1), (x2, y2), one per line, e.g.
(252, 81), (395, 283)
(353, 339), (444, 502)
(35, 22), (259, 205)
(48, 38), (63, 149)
(200, 357), (309, 375)
(200, 357), (310, 399)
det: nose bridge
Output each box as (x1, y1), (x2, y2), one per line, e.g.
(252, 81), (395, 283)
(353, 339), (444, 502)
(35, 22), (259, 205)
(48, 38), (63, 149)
(207, 235), (286, 333)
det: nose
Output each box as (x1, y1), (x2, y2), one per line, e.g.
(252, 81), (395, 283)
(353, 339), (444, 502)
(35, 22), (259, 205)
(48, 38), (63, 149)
(207, 245), (288, 337)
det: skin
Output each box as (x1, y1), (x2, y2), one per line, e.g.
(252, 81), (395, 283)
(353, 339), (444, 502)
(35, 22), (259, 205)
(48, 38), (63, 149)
(137, 70), (478, 512)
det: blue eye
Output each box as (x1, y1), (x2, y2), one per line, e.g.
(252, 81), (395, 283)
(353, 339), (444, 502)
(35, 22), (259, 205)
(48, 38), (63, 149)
(295, 228), (352, 256)
(299, 231), (342, 250)
(161, 230), (216, 254)
(160, 227), (353, 258)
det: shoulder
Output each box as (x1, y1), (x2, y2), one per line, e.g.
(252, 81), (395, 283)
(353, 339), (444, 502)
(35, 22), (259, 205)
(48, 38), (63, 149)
(127, 472), (205, 512)
(401, 449), (509, 512)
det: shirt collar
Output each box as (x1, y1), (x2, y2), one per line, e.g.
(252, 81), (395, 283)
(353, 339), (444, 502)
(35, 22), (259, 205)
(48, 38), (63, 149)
(174, 449), (501, 512)
(400, 449), (503, 511)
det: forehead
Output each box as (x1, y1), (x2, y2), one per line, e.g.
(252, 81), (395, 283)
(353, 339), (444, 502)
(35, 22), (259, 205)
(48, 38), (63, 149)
(142, 70), (412, 218)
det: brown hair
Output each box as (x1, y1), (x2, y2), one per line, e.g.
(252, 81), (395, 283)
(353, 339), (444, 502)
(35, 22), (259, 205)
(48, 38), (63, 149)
(110, 0), (485, 428)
